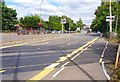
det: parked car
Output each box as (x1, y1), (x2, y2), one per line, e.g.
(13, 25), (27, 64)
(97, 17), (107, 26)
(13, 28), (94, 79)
(45, 30), (52, 34)
(52, 30), (58, 34)
(97, 31), (101, 36)
(33, 30), (40, 34)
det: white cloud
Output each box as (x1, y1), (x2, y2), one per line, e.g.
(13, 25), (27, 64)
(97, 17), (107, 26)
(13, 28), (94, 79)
(5, 0), (101, 25)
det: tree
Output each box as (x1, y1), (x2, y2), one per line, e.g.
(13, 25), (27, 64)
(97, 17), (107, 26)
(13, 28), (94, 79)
(2, 1), (17, 30)
(61, 15), (75, 31)
(20, 14), (42, 29)
(48, 15), (62, 30)
(116, 1), (120, 38)
(91, 2), (118, 33)
(76, 18), (83, 28)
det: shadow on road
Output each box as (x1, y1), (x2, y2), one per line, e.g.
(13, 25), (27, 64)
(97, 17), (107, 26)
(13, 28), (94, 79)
(13, 51), (21, 80)
(57, 48), (97, 82)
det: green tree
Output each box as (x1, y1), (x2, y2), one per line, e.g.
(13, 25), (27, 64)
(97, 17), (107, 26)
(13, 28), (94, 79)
(2, 1), (17, 30)
(20, 14), (42, 29)
(48, 15), (62, 30)
(61, 15), (75, 31)
(116, 1), (120, 38)
(76, 18), (83, 28)
(91, 2), (118, 32)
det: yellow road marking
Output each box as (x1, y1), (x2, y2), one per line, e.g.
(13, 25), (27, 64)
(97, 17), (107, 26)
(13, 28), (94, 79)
(27, 63), (59, 81)
(66, 54), (72, 57)
(28, 68), (54, 81)
(28, 37), (99, 81)
(0, 70), (6, 73)
(44, 63), (60, 69)
(58, 56), (67, 62)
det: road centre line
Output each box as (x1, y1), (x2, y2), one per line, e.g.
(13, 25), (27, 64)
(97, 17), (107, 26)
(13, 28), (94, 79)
(28, 37), (99, 81)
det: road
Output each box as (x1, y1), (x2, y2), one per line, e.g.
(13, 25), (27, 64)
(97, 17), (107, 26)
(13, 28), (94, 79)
(1, 33), (105, 80)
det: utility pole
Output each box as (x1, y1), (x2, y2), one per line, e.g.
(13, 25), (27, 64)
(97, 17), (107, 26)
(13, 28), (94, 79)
(115, 1), (118, 35)
(109, 0), (113, 40)
(109, 0), (112, 33)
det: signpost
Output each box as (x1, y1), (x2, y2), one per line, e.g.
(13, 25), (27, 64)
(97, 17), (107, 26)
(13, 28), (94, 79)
(61, 19), (66, 34)
(106, 16), (115, 22)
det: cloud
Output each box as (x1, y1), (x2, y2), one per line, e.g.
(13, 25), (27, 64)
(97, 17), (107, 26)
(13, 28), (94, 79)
(5, 0), (101, 25)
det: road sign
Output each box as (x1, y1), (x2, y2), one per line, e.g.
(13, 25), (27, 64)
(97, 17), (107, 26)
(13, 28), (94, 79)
(106, 19), (114, 22)
(61, 19), (66, 24)
(106, 16), (115, 22)
(106, 19), (110, 22)
(106, 16), (115, 19)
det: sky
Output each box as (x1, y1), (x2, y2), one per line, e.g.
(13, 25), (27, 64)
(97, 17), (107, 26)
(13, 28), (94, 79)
(5, 0), (102, 25)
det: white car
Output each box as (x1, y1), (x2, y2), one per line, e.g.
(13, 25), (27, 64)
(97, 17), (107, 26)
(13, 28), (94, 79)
(97, 31), (101, 36)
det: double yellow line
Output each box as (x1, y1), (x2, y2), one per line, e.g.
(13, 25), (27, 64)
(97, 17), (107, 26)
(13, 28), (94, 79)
(27, 37), (99, 81)
(0, 70), (6, 73)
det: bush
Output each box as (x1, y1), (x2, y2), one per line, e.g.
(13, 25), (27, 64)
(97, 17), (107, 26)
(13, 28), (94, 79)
(118, 68), (120, 80)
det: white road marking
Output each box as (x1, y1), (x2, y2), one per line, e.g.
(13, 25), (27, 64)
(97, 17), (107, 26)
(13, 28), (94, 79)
(44, 63), (60, 69)
(71, 49), (84, 60)
(52, 67), (66, 78)
(98, 41), (110, 80)
(99, 41), (108, 63)
(61, 62), (69, 68)
(102, 61), (110, 80)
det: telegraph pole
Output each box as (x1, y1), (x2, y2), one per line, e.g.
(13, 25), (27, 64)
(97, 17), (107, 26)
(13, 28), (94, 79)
(109, 0), (113, 40)
(109, 0), (112, 33)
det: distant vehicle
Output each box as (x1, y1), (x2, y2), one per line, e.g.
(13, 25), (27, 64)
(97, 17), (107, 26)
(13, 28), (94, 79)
(33, 30), (40, 34)
(52, 30), (58, 34)
(58, 30), (62, 34)
(97, 31), (101, 36)
(45, 30), (52, 34)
